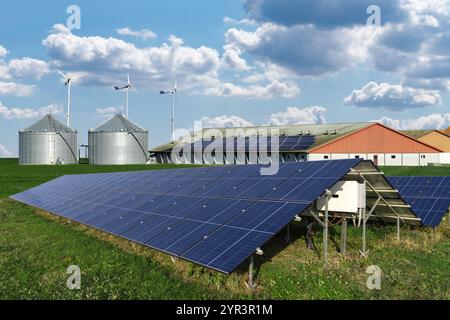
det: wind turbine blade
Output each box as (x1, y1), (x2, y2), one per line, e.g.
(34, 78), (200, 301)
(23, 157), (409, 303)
(131, 86), (137, 93)
(174, 80), (177, 91)
(127, 73), (130, 85)
(57, 69), (68, 78)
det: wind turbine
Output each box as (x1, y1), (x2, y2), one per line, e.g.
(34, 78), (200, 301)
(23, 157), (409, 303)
(160, 80), (178, 142)
(114, 73), (136, 118)
(57, 70), (79, 127)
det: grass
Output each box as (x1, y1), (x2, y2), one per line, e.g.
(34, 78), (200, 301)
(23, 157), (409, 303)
(381, 165), (450, 176)
(0, 158), (449, 299)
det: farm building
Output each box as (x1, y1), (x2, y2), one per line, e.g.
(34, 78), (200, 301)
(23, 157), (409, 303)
(402, 130), (450, 164)
(151, 122), (447, 166)
(443, 126), (450, 136)
(402, 130), (450, 152)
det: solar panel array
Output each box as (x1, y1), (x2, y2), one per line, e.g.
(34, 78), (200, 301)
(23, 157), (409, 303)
(388, 176), (450, 227)
(183, 135), (316, 153)
(11, 159), (361, 273)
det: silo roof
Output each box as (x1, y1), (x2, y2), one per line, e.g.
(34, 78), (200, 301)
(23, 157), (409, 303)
(21, 114), (76, 133)
(90, 114), (147, 133)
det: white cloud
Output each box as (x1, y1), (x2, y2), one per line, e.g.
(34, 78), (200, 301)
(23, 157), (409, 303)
(199, 106), (327, 129)
(0, 82), (36, 97)
(223, 16), (257, 27)
(202, 79), (299, 99)
(116, 27), (157, 41)
(43, 24), (220, 90)
(403, 0), (450, 27)
(0, 102), (62, 120)
(96, 106), (121, 115)
(0, 144), (13, 157)
(221, 44), (250, 71)
(201, 115), (254, 128)
(96, 106), (121, 116)
(266, 106), (326, 126)
(402, 78), (450, 92)
(0, 45), (49, 81)
(243, 0), (407, 27)
(7, 58), (49, 80)
(224, 0), (450, 94)
(376, 113), (450, 130)
(344, 82), (442, 110)
(224, 23), (371, 77)
(40, 24), (301, 99)
(0, 45), (8, 58)
(0, 45), (49, 96)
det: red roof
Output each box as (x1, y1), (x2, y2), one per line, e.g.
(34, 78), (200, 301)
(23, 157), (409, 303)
(309, 123), (442, 153)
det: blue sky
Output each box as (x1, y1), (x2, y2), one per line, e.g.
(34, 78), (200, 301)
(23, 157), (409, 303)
(0, 0), (449, 156)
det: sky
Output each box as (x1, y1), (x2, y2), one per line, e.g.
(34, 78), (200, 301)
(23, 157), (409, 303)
(0, 0), (449, 157)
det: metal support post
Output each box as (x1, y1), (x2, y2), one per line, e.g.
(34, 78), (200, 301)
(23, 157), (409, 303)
(306, 221), (316, 251)
(247, 255), (255, 290)
(360, 195), (381, 257)
(340, 219), (347, 256)
(397, 216), (400, 242)
(323, 190), (331, 267)
(285, 224), (290, 243)
(361, 208), (367, 257)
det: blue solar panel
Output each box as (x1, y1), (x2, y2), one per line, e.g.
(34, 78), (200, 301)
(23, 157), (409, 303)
(388, 176), (450, 227)
(10, 159), (361, 273)
(182, 135), (316, 153)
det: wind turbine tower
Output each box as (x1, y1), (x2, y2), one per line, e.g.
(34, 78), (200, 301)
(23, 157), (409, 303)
(57, 70), (78, 127)
(160, 80), (178, 142)
(114, 74), (136, 118)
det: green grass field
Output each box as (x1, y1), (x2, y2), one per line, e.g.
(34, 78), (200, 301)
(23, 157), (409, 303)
(0, 158), (449, 299)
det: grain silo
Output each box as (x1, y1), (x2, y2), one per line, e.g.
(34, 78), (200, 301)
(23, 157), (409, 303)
(88, 114), (149, 165)
(19, 114), (78, 165)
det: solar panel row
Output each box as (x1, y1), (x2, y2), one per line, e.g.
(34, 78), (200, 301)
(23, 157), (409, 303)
(11, 159), (361, 273)
(388, 176), (450, 227)
(182, 135), (316, 153)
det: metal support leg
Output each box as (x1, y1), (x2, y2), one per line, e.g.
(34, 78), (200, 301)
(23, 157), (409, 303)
(323, 191), (330, 267)
(247, 255), (255, 290)
(361, 208), (368, 258)
(285, 224), (290, 243)
(397, 216), (400, 242)
(340, 219), (347, 256)
(306, 222), (316, 251)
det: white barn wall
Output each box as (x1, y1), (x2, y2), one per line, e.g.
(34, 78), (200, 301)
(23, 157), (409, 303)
(308, 154), (331, 161)
(307, 152), (444, 166)
(402, 154), (420, 166)
(421, 153), (440, 165)
(383, 153), (402, 166)
(349, 153), (366, 159)
(439, 153), (450, 164)
(330, 154), (349, 160)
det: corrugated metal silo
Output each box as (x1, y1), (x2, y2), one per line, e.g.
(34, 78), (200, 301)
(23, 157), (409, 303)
(88, 114), (149, 165)
(19, 114), (78, 165)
